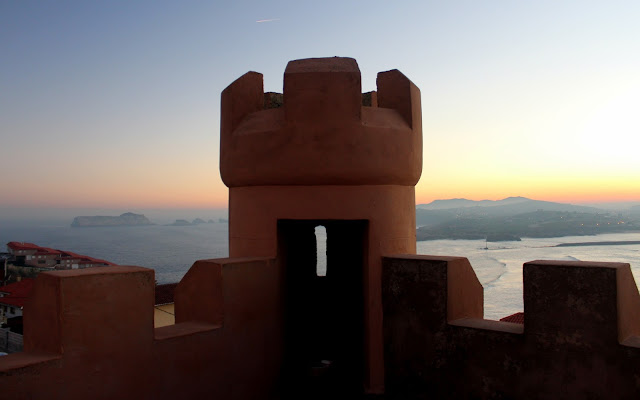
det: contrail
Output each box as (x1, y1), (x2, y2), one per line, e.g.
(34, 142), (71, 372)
(256, 18), (280, 23)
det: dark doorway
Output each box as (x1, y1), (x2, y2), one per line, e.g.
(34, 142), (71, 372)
(278, 220), (367, 398)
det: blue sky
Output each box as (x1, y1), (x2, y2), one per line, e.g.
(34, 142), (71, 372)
(2, 1), (639, 209)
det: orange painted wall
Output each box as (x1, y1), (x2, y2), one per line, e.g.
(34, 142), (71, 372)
(0, 259), (283, 399)
(221, 57), (422, 393)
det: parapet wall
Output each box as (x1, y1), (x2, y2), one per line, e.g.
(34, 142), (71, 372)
(220, 57), (422, 187)
(0, 259), (283, 400)
(383, 256), (640, 399)
(2, 256), (640, 398)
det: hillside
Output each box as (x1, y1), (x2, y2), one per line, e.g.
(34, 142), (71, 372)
(416, 197), (608, 227)
(416, 197), (640, 241)
(416, 210), (639, 241)
(418, 197), (602, 214)
(417, 196), (531, 210)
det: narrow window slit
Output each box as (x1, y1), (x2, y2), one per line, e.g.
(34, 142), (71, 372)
(315, 225), (327, 276)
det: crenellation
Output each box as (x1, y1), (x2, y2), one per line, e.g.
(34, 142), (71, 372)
(219, 57), (422, 188)
(615, 262), (640, 342)
(23, 272), (62, 354)
(174, 259), (224, 325)
(377, 69), (422, 129)
(220, 71), (264, 141)
(0, 259), (281, 399)
(283, 57), (362, 123)
(524, 260), (622, 346)
(383, 256), (640, 399)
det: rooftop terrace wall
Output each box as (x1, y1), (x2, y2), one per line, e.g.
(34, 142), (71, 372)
(2, 256), (640, 398)
(0, 259), (283, 399)
(383, 256), (640, 399)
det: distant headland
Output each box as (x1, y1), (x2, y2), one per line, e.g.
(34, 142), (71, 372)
(71, 212), (153, 228)
(416, 197), (640, 242)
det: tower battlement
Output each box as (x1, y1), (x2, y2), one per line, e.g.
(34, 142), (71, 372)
(220, 57), (422, 187)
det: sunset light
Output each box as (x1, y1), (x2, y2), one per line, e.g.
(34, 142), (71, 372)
(2, 3), (640, 396)
(1, 1), (639, 211)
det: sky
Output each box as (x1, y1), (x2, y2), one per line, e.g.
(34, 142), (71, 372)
(2, 0), (640, 212)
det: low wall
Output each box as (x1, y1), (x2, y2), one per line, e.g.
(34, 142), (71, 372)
(0, 258), (282, 400)
(4, 253), (638, 398)
(382, 255), (640, 399)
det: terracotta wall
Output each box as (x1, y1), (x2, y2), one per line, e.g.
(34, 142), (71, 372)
(220, 56), (423, 394)
(4, 255), (640, 399)
(219, 58), (422, 188)
(383, 255), (640, 399)
(229, 185), (415, 394)
(0, 259), (283, 400)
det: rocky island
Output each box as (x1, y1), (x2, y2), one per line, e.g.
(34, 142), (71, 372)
(167, 218), (211, 226)
(71, 212), (153, 227)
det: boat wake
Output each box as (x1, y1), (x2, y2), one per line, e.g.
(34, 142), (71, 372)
(477, 257), (508, 289)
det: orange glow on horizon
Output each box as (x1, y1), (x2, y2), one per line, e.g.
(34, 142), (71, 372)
(416, 174), (640, 205)
(1, 179), (229, 209)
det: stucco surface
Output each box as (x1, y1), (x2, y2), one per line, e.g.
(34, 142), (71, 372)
(383, 256), (640, 399)
(220, 57), (422, 187)
(229, 184), (416, 393)
(219, 58), (423, 395)
(0, 259), (283, 400)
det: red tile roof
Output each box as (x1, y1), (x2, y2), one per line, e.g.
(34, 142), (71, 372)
(80, 256), (116, 266)
(0, 279), (35, 308)
(6, 243), (116, 266)
(35, 247), (61, 255)
(61, 251), (88, 261)
(7, 242), (40, 251)
(0, 296), (27, 307)
(58, 251), (115, 265)
(500, 312), (524, 324)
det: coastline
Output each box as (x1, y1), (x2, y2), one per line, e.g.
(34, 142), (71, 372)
(555, 240), (640, 247)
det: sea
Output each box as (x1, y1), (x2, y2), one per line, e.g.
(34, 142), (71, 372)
(1, 219), (639, 321)
(417, 233), (640, 319)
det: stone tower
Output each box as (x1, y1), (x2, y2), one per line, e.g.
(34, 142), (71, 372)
(220, 56), (422, 394)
